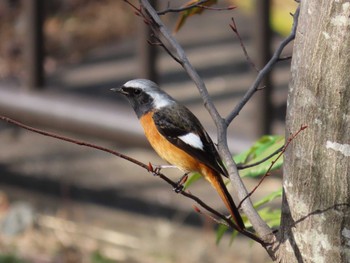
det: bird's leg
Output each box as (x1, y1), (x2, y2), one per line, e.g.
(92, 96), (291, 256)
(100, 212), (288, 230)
(154, 164), (177, 174)
(173, 172), (189, 193)
(149, 163), (177, 175)
(147, 163), (188, 193)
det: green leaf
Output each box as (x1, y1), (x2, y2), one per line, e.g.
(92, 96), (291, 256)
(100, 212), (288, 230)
(216, 224), (230, 245)
(183, 172), (202, 190)
(174, 0), (218, 32)
(229, 229), (239, 245)
(257, 207), (281, 228)
(234, 135), (285, 178)
(254, 190), (282, 228)
(0, 254), (26, 263)
(216, 223), (240, 245)
(91, 250), (115, 263)
(253, 188), (282, 208)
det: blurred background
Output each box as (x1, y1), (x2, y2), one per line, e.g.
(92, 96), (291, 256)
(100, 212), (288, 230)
(0, 0), (296, 262)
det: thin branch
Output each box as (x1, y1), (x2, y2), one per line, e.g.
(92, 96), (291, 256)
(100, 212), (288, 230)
(139, 0), (223, 124)
(278, 55), (292, 61)
(238, 125), (307, 209)
(157, 0), (235, 15)
(193, 205), (230, 227)
(0, 115), (147, 169)
(192, 204), (265, 245)
(123, 0), (141, 12)
(0, 116), (219, 223)
(148, 165), (264, 244)
(157, 0), (210, 15)
(147, 163), (234, 226)
(195, 5), (236, 11)
(237, 146), (284, 170)
(230, 17), (258, 72)
(126, 0), (184, 67)
(0, 115), (263, 243)
(148, 35), (182, 65)
(225, 7), (300, 125)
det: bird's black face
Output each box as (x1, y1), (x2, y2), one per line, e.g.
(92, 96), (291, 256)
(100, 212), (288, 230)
(113, 86), (153, 118)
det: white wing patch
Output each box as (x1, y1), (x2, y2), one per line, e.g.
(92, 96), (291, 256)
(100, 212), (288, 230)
(178, 133), (204, 151)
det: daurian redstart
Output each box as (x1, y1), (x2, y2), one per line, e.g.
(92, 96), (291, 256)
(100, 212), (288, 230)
(112, 79), (245, 229)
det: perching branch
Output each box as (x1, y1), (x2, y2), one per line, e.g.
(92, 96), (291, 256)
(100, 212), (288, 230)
(0, 115), (263, 243)
(148, 163), (264, 244)
(0, 115), (147, 169)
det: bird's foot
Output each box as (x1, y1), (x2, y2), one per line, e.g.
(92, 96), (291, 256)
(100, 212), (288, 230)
(148, 163), (177, 176)
(173, 172), (189, 193)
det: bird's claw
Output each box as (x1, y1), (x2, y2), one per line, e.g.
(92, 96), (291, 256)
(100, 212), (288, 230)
(173, 184), (184, 193)
(173, 172), (189, 194)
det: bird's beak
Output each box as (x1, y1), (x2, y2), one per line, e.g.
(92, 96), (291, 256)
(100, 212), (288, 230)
(111, 86), (127, 95)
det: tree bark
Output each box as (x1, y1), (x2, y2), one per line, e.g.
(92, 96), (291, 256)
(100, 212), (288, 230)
(278, 0), (350, 262)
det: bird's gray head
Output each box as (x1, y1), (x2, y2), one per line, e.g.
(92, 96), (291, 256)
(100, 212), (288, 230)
(111, 79), (175, 118)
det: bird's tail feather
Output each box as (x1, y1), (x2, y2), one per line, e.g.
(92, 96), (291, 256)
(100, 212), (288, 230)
(203, 167), (245, 230)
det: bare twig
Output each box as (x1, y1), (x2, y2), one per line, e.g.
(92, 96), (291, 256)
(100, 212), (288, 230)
(123, 0), (141, 12)
(225, 7), (300, 125)
(157, 0), (210, 15)
(193, 205), (229, 227)
(195, 4), (236, 12)
(237, 146), (284, 170)
(238, 125), (307, 209)
(157, 1), (235, 15)
(148, 35), (182, 65)
(0, 115), (147, 169)
(148, 166), (265, 242)
(125, 1), (183, 65)
(192, 205), (265, 245)
(230, 17), (258, 72)
(278, 55), (292, 61)
(139, 0), (222, 123)
(157, 0), (236, 16)
(0, 115), (263, 243)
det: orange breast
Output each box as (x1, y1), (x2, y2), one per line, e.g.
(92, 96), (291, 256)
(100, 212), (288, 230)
(140, 112), (200, 173)
(140, 112), (244, 228)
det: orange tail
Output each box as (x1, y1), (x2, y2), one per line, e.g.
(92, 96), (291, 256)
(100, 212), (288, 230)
(201, 166), (245, 230)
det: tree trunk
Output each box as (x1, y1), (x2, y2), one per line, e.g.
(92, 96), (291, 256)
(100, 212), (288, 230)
(278, 0), (350, 262)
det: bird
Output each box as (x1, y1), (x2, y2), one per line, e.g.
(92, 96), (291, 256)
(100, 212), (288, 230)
(111, 79), (245, 230)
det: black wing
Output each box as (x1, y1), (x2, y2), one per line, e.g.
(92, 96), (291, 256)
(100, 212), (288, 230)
(152, 104), (229, 177)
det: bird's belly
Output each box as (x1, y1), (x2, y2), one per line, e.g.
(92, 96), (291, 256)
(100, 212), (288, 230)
(140, 112), (199, 172)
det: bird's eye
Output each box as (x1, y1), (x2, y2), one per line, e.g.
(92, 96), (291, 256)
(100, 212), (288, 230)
(133, 89), (141, 95)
